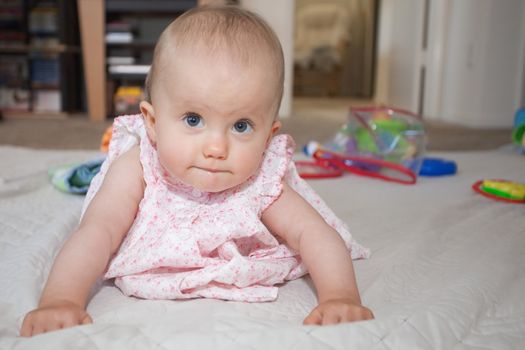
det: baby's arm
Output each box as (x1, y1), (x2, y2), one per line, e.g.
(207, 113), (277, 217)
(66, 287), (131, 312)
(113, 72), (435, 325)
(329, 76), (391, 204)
(261, 183), (373, 325)
(20, 146), (145, 336)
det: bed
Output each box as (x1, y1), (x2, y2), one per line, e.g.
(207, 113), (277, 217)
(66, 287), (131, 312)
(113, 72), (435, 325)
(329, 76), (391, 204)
(1, 144), (524, 349)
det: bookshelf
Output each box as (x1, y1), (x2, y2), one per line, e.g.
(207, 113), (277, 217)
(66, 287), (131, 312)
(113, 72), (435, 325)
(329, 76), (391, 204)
(77, 1), (237, 121)
(104, 0), (197, 117)
(0, 0), (82, 118)
(77, 0), (198, 121)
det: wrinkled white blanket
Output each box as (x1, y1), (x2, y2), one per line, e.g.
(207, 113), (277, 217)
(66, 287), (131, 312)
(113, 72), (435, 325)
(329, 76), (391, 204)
(1, 145), (524, 349)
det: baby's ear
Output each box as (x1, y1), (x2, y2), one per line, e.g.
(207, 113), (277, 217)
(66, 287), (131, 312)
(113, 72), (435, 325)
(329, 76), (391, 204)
(271, 120), (282, 135)
(266, 120), (282, 147)
(140, 101), (157, 144)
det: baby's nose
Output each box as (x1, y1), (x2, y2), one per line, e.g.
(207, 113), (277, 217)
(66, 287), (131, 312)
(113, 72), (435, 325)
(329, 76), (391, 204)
(203, 133), (228, 159)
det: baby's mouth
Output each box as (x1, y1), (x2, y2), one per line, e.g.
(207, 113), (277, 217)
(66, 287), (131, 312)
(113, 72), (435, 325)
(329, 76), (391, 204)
(194, 166), (230, 174)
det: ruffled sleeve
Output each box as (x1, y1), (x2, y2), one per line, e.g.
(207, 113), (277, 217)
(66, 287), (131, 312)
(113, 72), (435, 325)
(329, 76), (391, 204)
(106, 115), (144, 162)
(81, 114), (144, 217)
(256, 134), (295, 213)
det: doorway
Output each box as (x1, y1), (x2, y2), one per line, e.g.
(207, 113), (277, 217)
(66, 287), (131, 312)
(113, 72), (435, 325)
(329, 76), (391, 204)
(293, 0), (379, 98)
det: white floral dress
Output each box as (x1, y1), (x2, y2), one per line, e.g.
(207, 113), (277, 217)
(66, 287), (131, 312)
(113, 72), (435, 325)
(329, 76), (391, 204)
(83, 114), (370, 302)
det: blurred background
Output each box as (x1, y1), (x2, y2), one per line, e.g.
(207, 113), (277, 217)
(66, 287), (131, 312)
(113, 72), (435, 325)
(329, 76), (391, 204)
(0, 0), (523, 150)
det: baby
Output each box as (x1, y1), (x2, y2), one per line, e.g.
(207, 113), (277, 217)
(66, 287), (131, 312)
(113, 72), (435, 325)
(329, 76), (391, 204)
(20, 5), (372, 336)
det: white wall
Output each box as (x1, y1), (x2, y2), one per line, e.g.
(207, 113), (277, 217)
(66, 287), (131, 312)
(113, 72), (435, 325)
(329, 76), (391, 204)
(374, 0), (424, 112)
(376, 0), (525, 128)
(242, 0), (295, 118)
(373, 0), (392, 105)
(439, 0), (525, 127)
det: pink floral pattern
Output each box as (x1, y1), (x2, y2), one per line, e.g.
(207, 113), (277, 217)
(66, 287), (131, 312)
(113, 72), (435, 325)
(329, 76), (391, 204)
(83, 115), (369, 302)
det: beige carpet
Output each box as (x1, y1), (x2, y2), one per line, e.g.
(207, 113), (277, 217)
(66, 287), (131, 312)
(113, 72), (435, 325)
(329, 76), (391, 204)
(0, 98), (513, 151)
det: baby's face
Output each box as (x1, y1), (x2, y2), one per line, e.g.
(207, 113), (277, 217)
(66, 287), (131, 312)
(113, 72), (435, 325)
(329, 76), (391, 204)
(143, 48), (281, 193)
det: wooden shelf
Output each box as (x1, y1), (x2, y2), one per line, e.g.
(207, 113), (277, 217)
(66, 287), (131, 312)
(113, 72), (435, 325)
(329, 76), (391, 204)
(106, 0), (196, 13)
(105, 41), (156, 50)
(0, 0), (83, 117)
(108, 72), (147, 80)
(0, 44), (81, 54)
(32, 82), (60, 90)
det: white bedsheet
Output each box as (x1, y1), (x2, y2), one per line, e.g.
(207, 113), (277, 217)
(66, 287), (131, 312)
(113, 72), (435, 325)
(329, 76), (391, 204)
(1, 145), (524, 349)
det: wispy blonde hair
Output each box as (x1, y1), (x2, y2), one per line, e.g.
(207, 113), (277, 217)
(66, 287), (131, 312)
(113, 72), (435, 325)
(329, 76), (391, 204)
(144, 6), (284, 114)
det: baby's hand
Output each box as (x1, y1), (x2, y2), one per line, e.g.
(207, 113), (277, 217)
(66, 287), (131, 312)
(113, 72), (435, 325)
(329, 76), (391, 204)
(20, 300), (92, 337)
(303, 298), (374, 326)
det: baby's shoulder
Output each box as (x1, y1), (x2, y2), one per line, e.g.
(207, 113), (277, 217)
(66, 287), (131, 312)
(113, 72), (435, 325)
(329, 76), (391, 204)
(106, 145), (144, 184)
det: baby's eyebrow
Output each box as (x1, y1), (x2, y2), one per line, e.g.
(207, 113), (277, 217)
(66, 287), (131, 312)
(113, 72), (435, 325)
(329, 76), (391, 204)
(236, 117), (256, 125)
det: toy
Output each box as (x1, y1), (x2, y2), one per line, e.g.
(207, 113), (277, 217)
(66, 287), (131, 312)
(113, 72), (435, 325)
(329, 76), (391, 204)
(295, 158), (343, 179)
(419, 157), (457, 176)
(113, 86), (143, 115)
(303, 106), (426, 184)
(472, 179), (525, 203)
(100, 125), (112, 152)
(512, 107), (525, 152)
(303, 141), (417, 184)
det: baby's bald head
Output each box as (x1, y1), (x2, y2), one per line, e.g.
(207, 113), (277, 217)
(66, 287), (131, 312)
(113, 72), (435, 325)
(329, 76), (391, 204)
(144, 6), (284, 115)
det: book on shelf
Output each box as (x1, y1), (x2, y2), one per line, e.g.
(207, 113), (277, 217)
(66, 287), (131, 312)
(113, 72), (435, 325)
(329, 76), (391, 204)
(0, 55), (28, 86)
(30, 36), (60, 48)
(0, 87), (30, 111)
(0, 32), (26, 46)
(31, 57), (60, 86)
(105, 32), (134, 44)
(0, 2), (25, 46)
(0, 0), (83, 115)
(107, 56), (136, 65)
(29, 6), (58, 34)
(108, 64), (150, 75)
(106, 20), (134, 33)
(0, 8), (24, 30)
(106, 20), (137, 44)
(33, 89), (61, 112)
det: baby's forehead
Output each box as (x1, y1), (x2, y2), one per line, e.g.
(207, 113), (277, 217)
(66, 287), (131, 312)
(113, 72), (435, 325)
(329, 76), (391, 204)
(171, 41), (273, 68)
(165, 25), (276, 62)
(155, 37), (279, 89)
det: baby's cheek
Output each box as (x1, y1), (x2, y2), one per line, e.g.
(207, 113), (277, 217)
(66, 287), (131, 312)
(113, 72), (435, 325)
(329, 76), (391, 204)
(242, 153), (264, 177)
(157, 147), (183, 176)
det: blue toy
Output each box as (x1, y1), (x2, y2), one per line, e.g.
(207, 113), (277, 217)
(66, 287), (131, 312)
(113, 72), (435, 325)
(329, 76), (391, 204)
(419, 157), (457, 176)
(512, 107), (525, 153)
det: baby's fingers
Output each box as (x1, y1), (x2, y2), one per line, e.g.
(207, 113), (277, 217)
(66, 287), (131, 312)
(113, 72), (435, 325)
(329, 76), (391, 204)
(20, 315), (34, 337)
(20, 308), (92, 337)
(339, 306), (374, 322)
(81, 314), (93, 325)
(304, 309), (344, 326)
(303, 303), (375, 326)
(303, 308), (323, 325)
(59, 311), (92, 330)
(20, 314), (54, 337)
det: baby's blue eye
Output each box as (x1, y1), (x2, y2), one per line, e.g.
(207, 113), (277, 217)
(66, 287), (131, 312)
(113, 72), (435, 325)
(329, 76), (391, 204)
(233, 120), (253, 133)
(183, 113), (203, 128)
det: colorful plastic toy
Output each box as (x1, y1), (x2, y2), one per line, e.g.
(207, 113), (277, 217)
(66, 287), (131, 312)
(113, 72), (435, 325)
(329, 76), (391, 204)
(472, 179), (525, 204)
(512, 107), (525, 153)
(295, 158), (343, 179)
(302, 106), (426, 184)
(419, 157), (457, 176)
(302, 141), (418, 183)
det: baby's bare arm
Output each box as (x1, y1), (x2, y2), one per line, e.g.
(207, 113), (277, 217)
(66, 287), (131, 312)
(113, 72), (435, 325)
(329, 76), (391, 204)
(261, 183), (373, 325)
(20, 146), (145, 336)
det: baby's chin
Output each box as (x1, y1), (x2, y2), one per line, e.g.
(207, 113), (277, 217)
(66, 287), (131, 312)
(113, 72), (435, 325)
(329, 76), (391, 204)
(189, 177), (245, 194)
